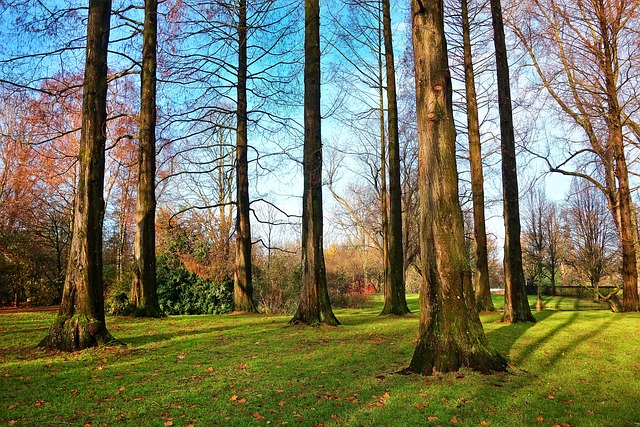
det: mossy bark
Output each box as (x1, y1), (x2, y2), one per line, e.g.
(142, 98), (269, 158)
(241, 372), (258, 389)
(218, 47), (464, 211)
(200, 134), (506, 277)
(406, 0), (506, 374)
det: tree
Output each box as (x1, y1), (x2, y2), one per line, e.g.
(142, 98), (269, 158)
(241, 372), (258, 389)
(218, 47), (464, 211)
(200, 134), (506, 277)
(233, 0), (257, 313)
(405, 0), (507, 374)
(460, 0), (494, 311)
(489, 0), (535, 323)
(291, 0), (339, 326)
(522, 187), (548, 309)
(566, 180), (619, 305)
(508, 0), (640, 312)
(40, 0), (117, 350)
(380, 0), (410, 316)
(131, 0), (163, 318)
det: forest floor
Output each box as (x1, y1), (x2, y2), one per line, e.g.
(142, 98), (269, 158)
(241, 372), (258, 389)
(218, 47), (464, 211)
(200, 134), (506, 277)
(0, 294), (638, 427)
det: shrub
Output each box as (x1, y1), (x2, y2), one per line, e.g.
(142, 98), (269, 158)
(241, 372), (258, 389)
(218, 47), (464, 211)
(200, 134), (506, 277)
(157, 254), (233, 315)
(105, 274), (133, 316)
(253, 253), (301, 315)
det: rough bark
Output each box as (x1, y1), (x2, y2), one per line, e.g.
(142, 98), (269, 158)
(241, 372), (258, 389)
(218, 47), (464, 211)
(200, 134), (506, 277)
(40, 0), (118, 350)
(291, 0), (339, 326)
(131, 0), (163, 318)
(461, 0), (494, 312)
(489, 0), (535, 323)
(405, 0), (507, 374)
(380, 0), (410, 316)
(234, 0), (257, 313)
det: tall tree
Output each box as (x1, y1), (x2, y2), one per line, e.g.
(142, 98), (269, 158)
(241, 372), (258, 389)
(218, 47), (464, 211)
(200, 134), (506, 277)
(508, 0), (640, 312)
(461, 0), (494, 311)
(489, 0), (535, 323)
(291, 0), (339, 326)
(406, 0), (507, 374)
(233, 0), (257, 313)
(380, 0), (410, 316)
(131, 0), (163, 318)
(40, 0), (117, 350)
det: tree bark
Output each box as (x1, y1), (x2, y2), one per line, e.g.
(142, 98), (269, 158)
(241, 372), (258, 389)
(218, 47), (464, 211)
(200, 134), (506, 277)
(234, 0), (257, 313)
(380, 0), (410, 316)
(461, 0), (494, 312)
(405, 0), (507, 374)
(489, 0), (535, 323)
(40, 0), (118, 350)
(291, 0), (339, 326)
(131, 0), (163, 318)
(596, 4), (640, 312)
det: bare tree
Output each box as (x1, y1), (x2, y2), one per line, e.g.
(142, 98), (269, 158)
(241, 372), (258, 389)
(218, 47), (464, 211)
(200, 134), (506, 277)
(566, 180), (620, 306)
(291, 0), (339, 326)
(40, 0), (118, 350)
(489, 0), (535, 323)
(131, 0), (163, 318)
(380, 0), (410, 316)
(459, 0), (494, 311)
(508, 0), (640, 311)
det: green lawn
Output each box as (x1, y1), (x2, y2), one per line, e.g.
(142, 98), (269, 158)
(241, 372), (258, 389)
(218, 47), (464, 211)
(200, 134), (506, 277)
(1, 295), (639, 427)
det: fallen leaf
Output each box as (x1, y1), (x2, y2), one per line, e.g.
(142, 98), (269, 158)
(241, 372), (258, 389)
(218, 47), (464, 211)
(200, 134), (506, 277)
(164, 421), (174, 427)
(451, 416), (458, 424)
(279, 401), (285, 407)
(548, 395), (555, 399)
(253, 412), (265, 421)
(537, 416), (544, 422)
(230, 395), (238, 401)
(481, 421), (490, 426)
(428, 416), (438, 421)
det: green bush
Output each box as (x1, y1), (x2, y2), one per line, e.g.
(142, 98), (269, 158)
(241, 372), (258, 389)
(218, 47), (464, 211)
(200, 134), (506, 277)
(105, 274), (133, 316)
(157, 254), (233, 315)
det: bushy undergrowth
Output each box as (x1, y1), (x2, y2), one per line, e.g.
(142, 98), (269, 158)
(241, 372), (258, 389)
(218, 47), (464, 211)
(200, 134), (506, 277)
(156, 254), (233, 315)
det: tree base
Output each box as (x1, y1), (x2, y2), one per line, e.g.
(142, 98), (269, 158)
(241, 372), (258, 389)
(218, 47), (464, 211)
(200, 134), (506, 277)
(501, 311), (536, 323)
(406, 338), (508, 375)
(379, 304), (411, 316)
(131, 304), (165, 318)
(289, 311), (341, 327)
(38, 314), (122, 351)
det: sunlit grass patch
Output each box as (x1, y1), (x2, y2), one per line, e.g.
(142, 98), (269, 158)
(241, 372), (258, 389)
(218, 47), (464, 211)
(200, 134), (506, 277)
(1, 296), (638, 426)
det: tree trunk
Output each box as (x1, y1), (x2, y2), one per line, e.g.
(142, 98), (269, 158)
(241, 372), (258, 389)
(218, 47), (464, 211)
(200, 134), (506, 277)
(596, 8), (640, 312)
(380, 0), (410, 316)
(378, 17), (391, 314)
(405, 0), (507, 374)
(40, 0), (117, 350)
(461, 0), (494, 312)
(291, 0), (339, 326)
(234, 0), (257, 313)
(131, 0), (163, 318)
(489, 0), (535, 323)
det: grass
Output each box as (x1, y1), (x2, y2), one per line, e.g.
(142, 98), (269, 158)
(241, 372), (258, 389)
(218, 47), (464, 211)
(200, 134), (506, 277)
(1, 294), (639, 427)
